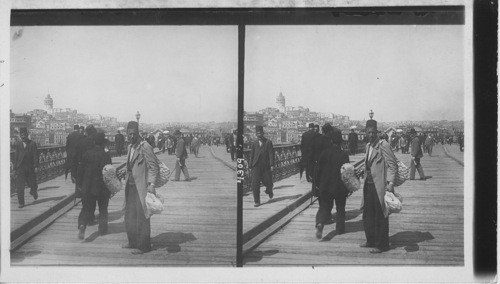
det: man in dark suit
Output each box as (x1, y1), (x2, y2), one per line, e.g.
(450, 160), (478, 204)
(173, 130), (191, 181)
(348, 129), (359, 155)
(74, 125), (98, 198)
(409, 128), (426, 180)
(229, 130), (237, 161)
(115, 130), (125, 156)
(300, 123), (315, 182)
(66, 124), (84, 183)
(315, 125), (349, 238)
(249, 125), (275, 207)
(310, 124), (332, 196)
(13, 127), (39, 208)
(77, 132), (112, 239)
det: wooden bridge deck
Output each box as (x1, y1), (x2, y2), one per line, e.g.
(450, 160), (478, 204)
(244, 144), (464, 265)
(11, 145), (237, 266)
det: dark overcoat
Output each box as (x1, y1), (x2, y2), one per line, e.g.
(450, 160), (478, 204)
(13, 139), (39, 189)
(317, 145), (350, 197)
(249, 138), (275, 168)
(13, 139), (39, 170)
(78, 145), (112, 197)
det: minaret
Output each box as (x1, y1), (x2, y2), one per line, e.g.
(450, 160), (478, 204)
(44, 94), (54, 113)
(276, 92), (286, 113)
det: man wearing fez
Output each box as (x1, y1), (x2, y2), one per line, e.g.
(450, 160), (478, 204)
(348, 129), (359, 155)
(79, 125), (85, 136)
(409, 128), (426, 180)
(173, 130), (191, 181)
(66, 124), (84, 183)
(249, 125), (275, 207)
(123, 121), (159, 254)
(115, 130), (125, 156)
(315, 125), (349, 238)
(300, 123), (315, 182)
(361, 119), (397, 253)
(77, 132), (112, 239)
(13, 127), (39, 208)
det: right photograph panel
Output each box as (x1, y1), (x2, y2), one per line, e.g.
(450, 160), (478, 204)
(242, 25), (464, 265)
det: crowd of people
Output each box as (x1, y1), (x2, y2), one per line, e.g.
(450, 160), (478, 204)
(296, 119), (458, 253)
(12, 117), (464, 256)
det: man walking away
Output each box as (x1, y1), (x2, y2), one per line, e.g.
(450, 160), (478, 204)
(409, 128), (426, 180)
(249, 125), (275, 207)
(173, 130), (191, 181)
(77, 132), (112, 239)
(348, 129), (359, 155)
(310, 124), (332, 197)
(13, 127), (39, 208)
(315, 125), (349, 239)
(115, 130), (125, 156)
(73, 125), (98, 198)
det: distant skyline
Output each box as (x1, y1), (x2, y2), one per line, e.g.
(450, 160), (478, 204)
(245, 25), (465, 122)
(10, 26), (238, 123)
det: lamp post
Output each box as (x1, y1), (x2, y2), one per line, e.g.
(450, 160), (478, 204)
(136, 111), (141, 125)
(369, 109), (374, 120)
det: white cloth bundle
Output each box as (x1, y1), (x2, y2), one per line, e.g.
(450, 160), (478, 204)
(102, 164), (123, 194)
(385, 191), (403, 214)
(155, 162), (171, 188)
(340, 163), (361, 193)
(145, 192), (164, 217)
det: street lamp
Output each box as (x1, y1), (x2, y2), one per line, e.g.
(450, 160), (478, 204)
(369, 109), (374, 120)
(136, 111), (141, 124)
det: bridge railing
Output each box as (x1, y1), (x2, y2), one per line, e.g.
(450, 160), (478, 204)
(241, 139), (377, 192)
(242, 143), (302, 192)
(10, 142), (129, 193)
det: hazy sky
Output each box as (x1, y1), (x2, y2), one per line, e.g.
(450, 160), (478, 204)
(10, 26), (238, 123)
(245, 25), (464, 122)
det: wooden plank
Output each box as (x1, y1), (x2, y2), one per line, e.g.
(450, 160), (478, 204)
(11, 145), (237, 266)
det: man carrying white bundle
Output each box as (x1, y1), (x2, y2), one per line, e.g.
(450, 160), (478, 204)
(360, 118), (398, 254)
(123, 121), (159, 254)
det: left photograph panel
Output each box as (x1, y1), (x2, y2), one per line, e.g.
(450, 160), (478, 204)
(9, 25), (238, 265)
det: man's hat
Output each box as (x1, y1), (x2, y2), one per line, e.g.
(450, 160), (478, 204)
(255, 125), (264, 132)
(409, 128), (417, 135)
(127, 121), (139, 132)
(74, 124), (80, 130)
(174, 130), (182, 136)
(308, 123), (314, 128)
(19, 127), (28, 135)
(365, 119), (378, 131)
(80, 125), (85, 130)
